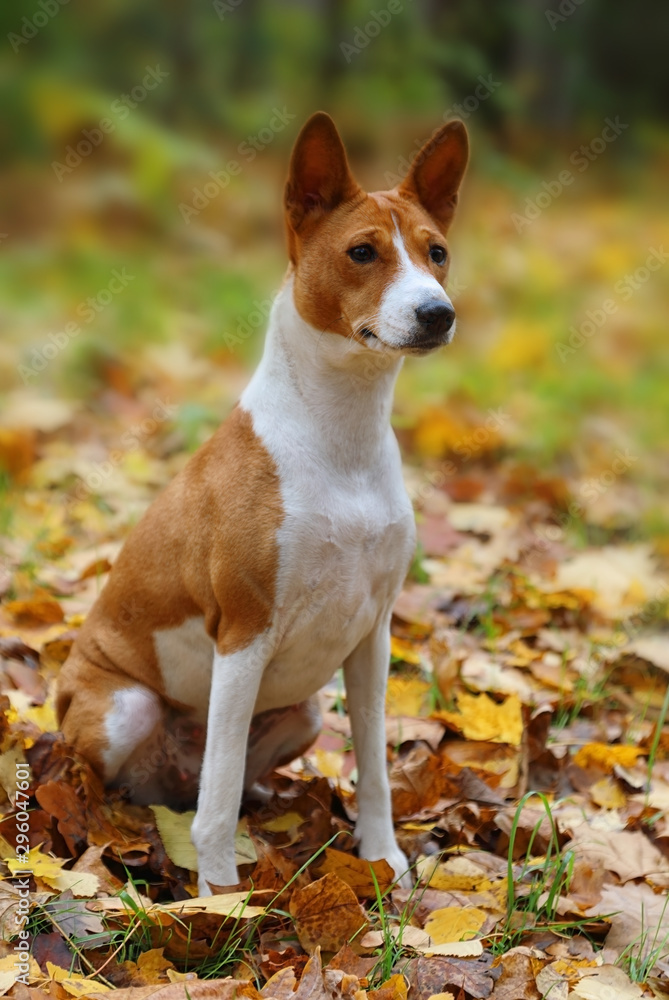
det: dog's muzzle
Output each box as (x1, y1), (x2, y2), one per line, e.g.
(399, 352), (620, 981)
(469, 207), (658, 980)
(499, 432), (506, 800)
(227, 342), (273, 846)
(406, 299), (456, 353)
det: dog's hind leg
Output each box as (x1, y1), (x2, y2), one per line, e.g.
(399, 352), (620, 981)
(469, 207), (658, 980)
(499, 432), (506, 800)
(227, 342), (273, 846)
(56, 653), (164, 788)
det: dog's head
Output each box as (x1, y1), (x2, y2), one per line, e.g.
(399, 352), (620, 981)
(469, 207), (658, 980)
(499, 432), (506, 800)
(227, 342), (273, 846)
(284, 112), (468, 357)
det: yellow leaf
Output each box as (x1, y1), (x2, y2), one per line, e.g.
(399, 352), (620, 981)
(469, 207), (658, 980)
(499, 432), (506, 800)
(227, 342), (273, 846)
(7, 846), (64, 881)
(413, 407), (470, 459)
(21, 699), (59, 733)
(573, 743), (644, 773)
(435, 692), (523, 745)
(424, 856), (493, 892)
(424, 906), (486, 944)
(49, 868), (99, 897)
(590, 777), (627, 810)
(386, 675), (432, 717)
(390, 635), (423, 665)
(151, 807), (257, 870)
(261, 811), (306, 834)
(136, 947), (175, 982)
(46, 962), (111, 996)
(150, 806), (198, 871)
(314, 748), (343, 779)
(0, 953), (41, 985)
(315, 847), (395, 896)
(369, 973), (408, 1000)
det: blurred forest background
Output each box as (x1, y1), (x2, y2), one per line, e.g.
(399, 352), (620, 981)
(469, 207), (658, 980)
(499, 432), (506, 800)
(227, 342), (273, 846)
(1, 0), (668, 545)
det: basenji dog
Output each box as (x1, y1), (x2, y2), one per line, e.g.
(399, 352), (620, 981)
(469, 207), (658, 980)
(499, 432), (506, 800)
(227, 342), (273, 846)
(56, 112), (469, 895)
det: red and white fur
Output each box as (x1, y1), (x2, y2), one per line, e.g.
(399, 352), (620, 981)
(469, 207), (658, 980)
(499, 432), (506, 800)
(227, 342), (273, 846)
(56, 112), (469, 895)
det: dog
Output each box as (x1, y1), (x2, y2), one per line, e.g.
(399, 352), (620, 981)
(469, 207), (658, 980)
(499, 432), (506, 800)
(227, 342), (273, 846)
(56, 112), (469, 895)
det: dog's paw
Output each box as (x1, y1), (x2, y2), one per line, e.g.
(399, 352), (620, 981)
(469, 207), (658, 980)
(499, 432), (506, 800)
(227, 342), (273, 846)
(360, 843), (413, 891)
(384, 846), (413, 890)
(197, 874), (214, 898)
(196, 865), (239, 898)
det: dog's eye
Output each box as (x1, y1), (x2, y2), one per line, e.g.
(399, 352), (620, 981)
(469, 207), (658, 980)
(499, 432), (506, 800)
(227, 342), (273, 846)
(429, 245), (447, 265)
(348, 244), (376, 263)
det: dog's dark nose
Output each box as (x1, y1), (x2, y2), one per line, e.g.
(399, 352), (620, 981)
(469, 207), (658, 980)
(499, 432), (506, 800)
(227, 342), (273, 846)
(415, 301), (456, 337)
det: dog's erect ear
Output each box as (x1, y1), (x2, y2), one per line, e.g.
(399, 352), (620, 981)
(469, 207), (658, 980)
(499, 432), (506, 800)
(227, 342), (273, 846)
(285, 112), (362, 233)
(398, 120), (469, 231)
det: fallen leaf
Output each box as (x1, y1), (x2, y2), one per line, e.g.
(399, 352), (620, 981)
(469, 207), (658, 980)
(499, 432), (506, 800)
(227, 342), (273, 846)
(368, 973), (408, 1000)
(574, 742), (645, 772)
(46, 961), (111, 996)
(315, 848), (395, 897)
(289, 873), (368, 953)
(150, 807), (257, 870)
(570, 964), (645, 999)
(435, 692), (523, 745)
(565, 826), (669, 882)
(423, 906), (486, 943)
(386, 675), (431, 716)
(390, 743), (443, 818)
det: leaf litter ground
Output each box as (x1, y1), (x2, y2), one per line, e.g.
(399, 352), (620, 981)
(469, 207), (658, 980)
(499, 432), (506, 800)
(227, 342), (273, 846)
(0, 378), (667, 1000)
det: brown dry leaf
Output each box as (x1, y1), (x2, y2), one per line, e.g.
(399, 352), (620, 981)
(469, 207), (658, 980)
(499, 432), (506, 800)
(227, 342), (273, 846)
(441, 739), (521, 790)
(293, 947), (339, 1000)
(534, 962), (569, 1000)
(4, 595), (64, 626)
(404, 955), (495, 1000)
(0, 426), (36, 479)
(573, 742), (645, 772)
(585, 882), (669, 956)
(570, 965), (645, 999)
(327, 942), (376, 980)
(289, 873), (368, 953)
(491, 948), (543, 1000)
(423, 906), (486, 944)
(390, 743), (443, 818)
(435, 691), (523, 745)
(261, 966), (298, 1000)
(315, 848), (395, 897)
(565, 826), (669, 882)
(35, 780), (90, 856)
(71, 844), (124, 895)
(121, 948), (175, 985)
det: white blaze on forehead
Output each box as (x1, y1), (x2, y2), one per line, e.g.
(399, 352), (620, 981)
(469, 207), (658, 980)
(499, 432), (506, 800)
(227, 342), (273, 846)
(377, 219), (454, 348)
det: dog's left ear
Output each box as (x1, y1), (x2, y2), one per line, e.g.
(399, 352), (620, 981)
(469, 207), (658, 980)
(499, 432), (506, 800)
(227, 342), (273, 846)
(285, 112), (362, 234)
(398, 121), (469, 231)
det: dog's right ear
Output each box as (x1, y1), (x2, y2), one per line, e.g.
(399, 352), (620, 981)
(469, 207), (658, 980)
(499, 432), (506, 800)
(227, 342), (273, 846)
(284, 112), (362, 235)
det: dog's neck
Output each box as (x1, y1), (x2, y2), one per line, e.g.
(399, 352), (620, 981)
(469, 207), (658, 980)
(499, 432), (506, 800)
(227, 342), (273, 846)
(242, 276), (403, 471)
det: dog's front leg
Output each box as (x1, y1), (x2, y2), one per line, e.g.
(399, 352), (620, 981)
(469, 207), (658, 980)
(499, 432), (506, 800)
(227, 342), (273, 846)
(191, 643), (266, 897)
(344, 618), (411, 889)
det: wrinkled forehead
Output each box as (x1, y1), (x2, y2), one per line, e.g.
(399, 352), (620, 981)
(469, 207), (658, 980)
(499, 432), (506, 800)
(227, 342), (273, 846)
(307, 191), (446, 261)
